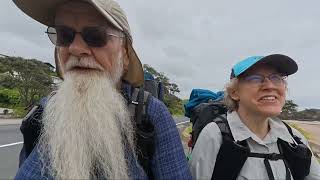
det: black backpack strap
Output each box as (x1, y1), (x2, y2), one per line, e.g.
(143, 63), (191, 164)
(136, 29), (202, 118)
(278, 121), (312, 180)
(248, 152), (290, 180)
(128, 88), (139, 121)
(19, 92), (54, 164)
(136, 87), (146, 125)
(130, 87), (155, 179)
(282, 121), (304, 144)
(211, 115), (250, 180)
(214, 114), (234, 141)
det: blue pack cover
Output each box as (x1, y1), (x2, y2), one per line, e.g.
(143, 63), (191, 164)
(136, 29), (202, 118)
(184, 89), (224, 118)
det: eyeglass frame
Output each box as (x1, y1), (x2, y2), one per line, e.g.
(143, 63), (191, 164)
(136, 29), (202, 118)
(239, 73), (288, 87)
(45, 25), (125, 47)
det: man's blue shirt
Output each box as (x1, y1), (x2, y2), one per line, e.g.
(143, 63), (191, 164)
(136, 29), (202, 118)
(15, 84), (191, 180)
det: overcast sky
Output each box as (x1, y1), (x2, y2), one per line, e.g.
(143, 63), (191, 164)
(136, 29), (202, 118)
(1, 0), (320, 109)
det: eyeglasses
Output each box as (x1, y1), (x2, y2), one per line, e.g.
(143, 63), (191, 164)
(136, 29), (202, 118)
(46, 26), (124, 47)
(241, 74), (287, 86)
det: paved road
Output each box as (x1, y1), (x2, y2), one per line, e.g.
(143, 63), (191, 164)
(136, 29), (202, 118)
(0, 124), (23, 179)
(173, 116), (189, 124)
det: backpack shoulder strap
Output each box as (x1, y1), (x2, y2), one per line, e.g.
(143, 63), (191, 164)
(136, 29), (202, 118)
(129, 87), (155, 179)
(20, 92), (56, 160)
(211, 113), (250, 180)
(20, 96), (49, 158)
(282, 121), (304, 144)
(213, 114), (235, 141)
(128, 87), (152, 124)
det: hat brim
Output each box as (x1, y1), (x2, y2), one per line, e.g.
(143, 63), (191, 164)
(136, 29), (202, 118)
(123, 42), (144, 87)
(255, 54), (298, 76)
(14, 0), (144, 87)
(13, 0), (123, 30)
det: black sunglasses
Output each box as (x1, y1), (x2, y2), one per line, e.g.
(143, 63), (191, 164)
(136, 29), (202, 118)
(46, 26), (124, 47)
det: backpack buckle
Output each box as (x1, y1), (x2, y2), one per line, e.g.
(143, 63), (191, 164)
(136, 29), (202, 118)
(131, 101), (139, 105)
(266, 153), (283, 161)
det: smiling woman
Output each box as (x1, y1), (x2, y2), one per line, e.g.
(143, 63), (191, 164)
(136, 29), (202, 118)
(189, 54), (320, 180)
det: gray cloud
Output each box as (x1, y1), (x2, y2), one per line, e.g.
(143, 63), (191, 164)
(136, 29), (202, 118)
(1, 0), (320, 109)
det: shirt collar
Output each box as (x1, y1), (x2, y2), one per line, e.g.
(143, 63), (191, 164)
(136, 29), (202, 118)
(227, 111), (294, 144)
(268, 118), (294, 144)
(227, 111), (255, 142)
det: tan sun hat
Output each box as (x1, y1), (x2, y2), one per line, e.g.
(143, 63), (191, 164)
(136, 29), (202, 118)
(13, 0), (144, 87)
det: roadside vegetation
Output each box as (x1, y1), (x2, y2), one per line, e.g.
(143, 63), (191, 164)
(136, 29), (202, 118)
(143, 64), (185, 116)
(0, 56), (54, 117)
(0, 56), (186, 117)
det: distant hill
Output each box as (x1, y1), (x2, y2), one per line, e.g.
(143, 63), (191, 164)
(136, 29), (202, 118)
(295, 109), (320, 121)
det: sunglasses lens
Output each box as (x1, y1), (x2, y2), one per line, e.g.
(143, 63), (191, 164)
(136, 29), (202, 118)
(55, 26), (75, 46)
(47, 27), (58, 45)
(82, 27), (106, 47)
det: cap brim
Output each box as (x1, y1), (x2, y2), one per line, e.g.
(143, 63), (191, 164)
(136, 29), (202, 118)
(123, 43), (144, 87)
(13, 0), (122, 30)
(257, 54), (298, 76)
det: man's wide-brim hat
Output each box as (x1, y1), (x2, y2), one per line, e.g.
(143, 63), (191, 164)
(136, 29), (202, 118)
(13, 0), (144, 87)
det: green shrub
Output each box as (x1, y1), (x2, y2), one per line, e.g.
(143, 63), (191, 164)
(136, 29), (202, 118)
(0, 88), (20, 107)
(13, 106), (27, 118)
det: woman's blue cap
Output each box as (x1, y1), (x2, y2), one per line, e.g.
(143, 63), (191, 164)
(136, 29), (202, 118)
(230, 54), (298, 79)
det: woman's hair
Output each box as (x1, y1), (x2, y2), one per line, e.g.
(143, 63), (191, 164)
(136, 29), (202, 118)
(223, 78), (239, 112)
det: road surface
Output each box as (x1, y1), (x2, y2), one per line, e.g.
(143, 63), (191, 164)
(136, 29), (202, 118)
(0, 124), (23, 179)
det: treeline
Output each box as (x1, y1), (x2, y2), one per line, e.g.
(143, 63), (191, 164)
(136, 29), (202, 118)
(2, 56), (319, 119)
(0, 56), (185, 116)
(279, 100), (320, 121)
(143, 64), (184, 115)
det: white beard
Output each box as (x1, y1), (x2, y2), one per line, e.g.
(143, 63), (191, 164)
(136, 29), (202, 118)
(38, 55), (134, 179)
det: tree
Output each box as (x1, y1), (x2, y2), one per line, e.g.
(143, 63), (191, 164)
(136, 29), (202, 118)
(143, 64), (180, 95)
(143, 64), (183, 115)
(0, 56), (54, 106)
(280, 100), (298, 119)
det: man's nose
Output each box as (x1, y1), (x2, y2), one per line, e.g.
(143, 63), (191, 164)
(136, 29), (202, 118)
(68, 34), (91, 57)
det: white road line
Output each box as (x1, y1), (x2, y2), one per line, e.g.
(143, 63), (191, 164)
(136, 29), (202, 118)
(0, 142), (23, 148)
(0, 121), (188, 148)
(176, 121), (190, 126)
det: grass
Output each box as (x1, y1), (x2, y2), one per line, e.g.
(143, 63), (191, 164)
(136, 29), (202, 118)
(182, 125), (192, 139)
(13, 106), (27, 118)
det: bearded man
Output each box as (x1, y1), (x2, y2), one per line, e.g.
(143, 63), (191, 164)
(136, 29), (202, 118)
(13, 0), (191, 179)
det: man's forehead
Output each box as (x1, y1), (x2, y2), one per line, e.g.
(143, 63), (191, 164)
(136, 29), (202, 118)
(55, 1), (110, 26)
(57, 1), (95, 13)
